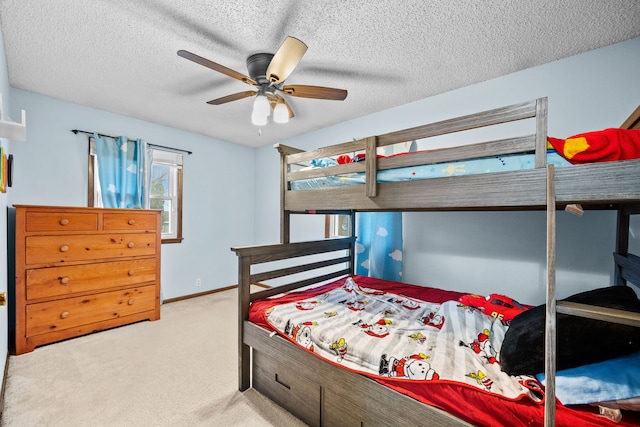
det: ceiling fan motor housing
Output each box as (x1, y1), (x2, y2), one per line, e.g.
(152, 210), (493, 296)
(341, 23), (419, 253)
(246, 53), (274, 85)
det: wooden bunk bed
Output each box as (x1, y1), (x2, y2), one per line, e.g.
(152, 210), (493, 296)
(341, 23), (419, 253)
(232, 98), (640, 426)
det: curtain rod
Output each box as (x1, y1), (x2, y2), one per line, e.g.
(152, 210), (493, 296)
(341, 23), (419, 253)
(71, 129), (193, 155)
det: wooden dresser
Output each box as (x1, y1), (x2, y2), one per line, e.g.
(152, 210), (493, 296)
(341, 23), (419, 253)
(10, 205), (161, 354)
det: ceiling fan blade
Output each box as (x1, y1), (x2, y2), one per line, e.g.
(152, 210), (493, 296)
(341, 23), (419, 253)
(282, 85), (348, 101)
(267, 93), (295, 119)
(266, 37), (308, 84)
(178, 50), (256, 86)
(206, 90), (257, 105)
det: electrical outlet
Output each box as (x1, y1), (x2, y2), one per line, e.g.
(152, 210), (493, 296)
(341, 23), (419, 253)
(195, 278), (202, 287)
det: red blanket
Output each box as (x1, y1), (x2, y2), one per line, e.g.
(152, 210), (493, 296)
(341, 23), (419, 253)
(249, 276), (640, 426)
(548, 128), (640, 164)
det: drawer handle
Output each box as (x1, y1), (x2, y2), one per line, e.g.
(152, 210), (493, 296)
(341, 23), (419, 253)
(128, 270), (135, 276)
(274, 374), (291, 390)
(60, 245), (69, 252)
(60, 218), (70, 226)
(127, 242), (135, 248)
(60, 277), (70, 284)
(60, 311), (69, 319)
(128, 219), (136, 225)
(128, 299), (135, 305)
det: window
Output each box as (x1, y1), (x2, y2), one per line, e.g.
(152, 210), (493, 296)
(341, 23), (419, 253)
(325, 214), (351, 238)
(149, 149), (183, 242)
(89, 138), (184, 243)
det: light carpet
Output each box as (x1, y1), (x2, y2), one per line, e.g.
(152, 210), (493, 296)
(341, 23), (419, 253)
(1, 287), (306, 426)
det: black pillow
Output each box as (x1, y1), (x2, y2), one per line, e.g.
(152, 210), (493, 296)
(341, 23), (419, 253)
(500, 286), (640, 376)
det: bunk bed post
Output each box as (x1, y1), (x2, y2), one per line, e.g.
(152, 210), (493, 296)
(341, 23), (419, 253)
(535, 97), (548, 169)
(276, 144), (304, 243)
(237, 252), (252, 391)
(365, 136), (378, 198)
(544, 164), (557, 427)
(614, 208), (630, 285)
(349, 210), (356, 275)
(279, 144), (290, 244)
(281, 211), (291, 244)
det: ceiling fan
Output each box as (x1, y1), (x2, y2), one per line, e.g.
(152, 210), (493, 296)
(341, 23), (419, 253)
(177, 36), (348, 125)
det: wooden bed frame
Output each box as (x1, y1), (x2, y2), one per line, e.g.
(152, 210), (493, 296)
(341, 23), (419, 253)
(233, 98), (640, 427)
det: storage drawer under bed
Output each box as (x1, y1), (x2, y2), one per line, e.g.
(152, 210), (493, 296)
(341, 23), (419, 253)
(252, 349), (322, 427)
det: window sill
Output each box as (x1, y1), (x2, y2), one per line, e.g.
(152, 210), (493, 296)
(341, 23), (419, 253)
(162, 237), (184, 244)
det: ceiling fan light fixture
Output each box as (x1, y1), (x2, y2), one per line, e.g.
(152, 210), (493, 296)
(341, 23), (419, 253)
(251, 109), (268, 126)
(252, 93), (271, 117)
(273, 102), (289, 124)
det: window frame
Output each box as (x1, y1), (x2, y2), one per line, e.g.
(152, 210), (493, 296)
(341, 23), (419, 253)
(88, 138), (184, 244)
(324, 214), (351, 238)
(148, 150), (183, 243)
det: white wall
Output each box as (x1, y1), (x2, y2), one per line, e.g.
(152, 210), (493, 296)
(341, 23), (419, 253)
(254, 37), (640, 305)
(8, 89), (256, 300)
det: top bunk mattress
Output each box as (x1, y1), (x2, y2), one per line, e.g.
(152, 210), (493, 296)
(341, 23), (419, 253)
(291, 127), (640, 190)
(291, 149), (571, 190)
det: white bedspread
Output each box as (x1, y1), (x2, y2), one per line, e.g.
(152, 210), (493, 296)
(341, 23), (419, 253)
(265, 277), (542, 402)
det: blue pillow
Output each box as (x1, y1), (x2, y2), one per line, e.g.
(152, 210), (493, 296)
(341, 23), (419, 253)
(536, 351), (640, 405)
(309, 158), (338, 168)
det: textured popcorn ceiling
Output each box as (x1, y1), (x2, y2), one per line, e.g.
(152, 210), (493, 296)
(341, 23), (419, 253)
(0, 0), (639, 147)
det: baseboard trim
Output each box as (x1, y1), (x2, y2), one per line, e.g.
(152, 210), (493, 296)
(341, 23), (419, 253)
(0, 351), (8, 420)
(162, 283), (270, 304)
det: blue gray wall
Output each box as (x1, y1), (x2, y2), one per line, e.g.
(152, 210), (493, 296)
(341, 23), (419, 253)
(254, 37), (640, 305)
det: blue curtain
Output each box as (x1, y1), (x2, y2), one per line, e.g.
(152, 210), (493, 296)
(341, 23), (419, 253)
(94, 134), (146, 208)
(355, 212), (403, 281)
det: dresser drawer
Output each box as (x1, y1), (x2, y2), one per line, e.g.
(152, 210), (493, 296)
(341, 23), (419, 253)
(25, 285), (156, 337)
(253, 350), (321, 427)
(26, 258), (157, 300)
(25, 233), (157, 265)
(103, 212), (158, 232)
(25, 211), (98, 232)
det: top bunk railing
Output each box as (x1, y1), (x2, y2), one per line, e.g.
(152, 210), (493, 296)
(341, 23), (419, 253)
(276, 97), (640, 212)
(277, 97), (548, 199)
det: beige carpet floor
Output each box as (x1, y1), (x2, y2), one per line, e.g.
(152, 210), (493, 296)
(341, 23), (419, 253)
(1, 287), (306, 426)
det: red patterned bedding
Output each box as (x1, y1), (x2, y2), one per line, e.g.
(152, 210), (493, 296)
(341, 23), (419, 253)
(547, 128), (640, 164)
(249, 275), (640, 427)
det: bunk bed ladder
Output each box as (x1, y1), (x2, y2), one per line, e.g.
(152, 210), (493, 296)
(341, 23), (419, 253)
(549, 204), (640, 427)
(547, 174), (640, 427)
